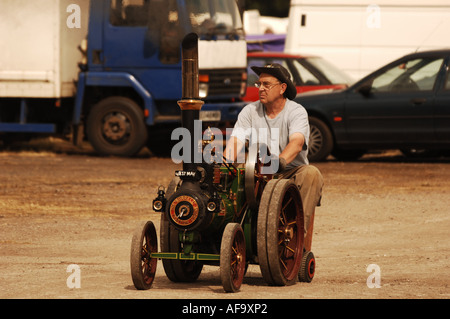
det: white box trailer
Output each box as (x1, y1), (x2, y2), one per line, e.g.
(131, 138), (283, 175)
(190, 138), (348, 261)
(0, 0), (89, 98)
(285, 0), (450, 80)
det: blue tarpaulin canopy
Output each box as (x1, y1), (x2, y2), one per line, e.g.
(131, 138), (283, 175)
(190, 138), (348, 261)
(246, 34), (286, 52)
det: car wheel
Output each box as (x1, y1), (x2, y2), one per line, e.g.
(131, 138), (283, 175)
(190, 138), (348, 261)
(308, 117), (333, 162)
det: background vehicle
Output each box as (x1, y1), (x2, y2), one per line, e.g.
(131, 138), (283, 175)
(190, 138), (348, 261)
(244, 51), (352, 102)
(295, 49), (450, 162)
(285, 0), (450, 79)
(0, 0), (247, 156)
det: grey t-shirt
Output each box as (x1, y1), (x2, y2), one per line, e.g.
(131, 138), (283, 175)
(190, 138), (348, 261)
(231, 99), (310, 168)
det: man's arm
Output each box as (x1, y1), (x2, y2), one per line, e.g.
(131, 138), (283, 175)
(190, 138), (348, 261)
(224, 104), (253, 163)
(224, 136), (245, 163)
(280, 132), (305, 164)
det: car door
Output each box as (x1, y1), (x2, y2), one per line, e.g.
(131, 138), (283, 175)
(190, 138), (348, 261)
(344, 56), (444, 148)
(433, 56), (450, 144)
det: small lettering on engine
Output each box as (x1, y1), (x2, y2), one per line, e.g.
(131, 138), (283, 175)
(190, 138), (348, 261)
(175, 170), (197, 177)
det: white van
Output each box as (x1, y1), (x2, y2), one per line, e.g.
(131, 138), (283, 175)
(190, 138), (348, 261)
(285, 0), (450, 80)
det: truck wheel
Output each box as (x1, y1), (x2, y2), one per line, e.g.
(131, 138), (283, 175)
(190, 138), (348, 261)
(86, 97), (147, 156)
(308, 117), (333, 162)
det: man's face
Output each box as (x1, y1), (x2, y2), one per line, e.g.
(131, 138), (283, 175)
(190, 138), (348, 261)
(257, 73), (286, 104)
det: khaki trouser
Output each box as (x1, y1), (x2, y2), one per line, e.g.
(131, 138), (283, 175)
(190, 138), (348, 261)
(276, 165), (324, 238)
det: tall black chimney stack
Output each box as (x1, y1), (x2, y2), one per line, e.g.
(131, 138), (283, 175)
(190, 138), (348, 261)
(177, 33), (204, 170)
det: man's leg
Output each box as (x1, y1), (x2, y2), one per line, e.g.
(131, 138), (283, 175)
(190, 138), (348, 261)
(293, 165), (323, 236)
(278, 165), (324, 237)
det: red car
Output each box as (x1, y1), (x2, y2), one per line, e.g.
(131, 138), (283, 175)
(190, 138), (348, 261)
(244, 51), (353, 102)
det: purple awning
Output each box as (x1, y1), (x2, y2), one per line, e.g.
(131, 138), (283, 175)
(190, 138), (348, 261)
(246, 34), (286, 52)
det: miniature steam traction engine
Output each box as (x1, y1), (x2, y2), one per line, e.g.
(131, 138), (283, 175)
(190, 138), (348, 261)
(130, 33), (315, 292)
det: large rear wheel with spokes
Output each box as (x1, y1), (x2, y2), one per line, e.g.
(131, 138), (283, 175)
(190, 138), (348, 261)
(258, 179), (304, 286)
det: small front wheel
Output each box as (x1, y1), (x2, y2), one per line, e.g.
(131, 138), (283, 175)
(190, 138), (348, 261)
(130, 221), (158, 290)
(220, 223), (246, 293)
(298, 250), (315, 283)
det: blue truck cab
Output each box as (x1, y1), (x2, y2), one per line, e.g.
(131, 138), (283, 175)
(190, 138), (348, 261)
(0, 0), (247, 156)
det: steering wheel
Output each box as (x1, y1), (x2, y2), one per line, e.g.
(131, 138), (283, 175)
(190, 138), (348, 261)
(390, 77), (419, 92)
(244, 143), (273, 210)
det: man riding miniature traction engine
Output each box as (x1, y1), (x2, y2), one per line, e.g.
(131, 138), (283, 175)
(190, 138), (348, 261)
(130, 33), (323, 293)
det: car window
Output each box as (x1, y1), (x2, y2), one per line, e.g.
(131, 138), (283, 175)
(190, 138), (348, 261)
(247, 58), (293, 86)
(372, 58), (443, 93)
(304, 57), (354, 84)
(445, 71), (450, 90)
(411, 59), (443, 90)
(292, 60), (320, 85)
(110, 0), (149, 26)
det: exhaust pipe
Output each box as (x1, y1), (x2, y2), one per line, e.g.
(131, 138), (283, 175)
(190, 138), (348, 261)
(180, 33), (201, 101)
(177, 33), (204, 169)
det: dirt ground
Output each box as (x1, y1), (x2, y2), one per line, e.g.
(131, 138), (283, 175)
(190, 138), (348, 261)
(0, 137), (449, 300)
